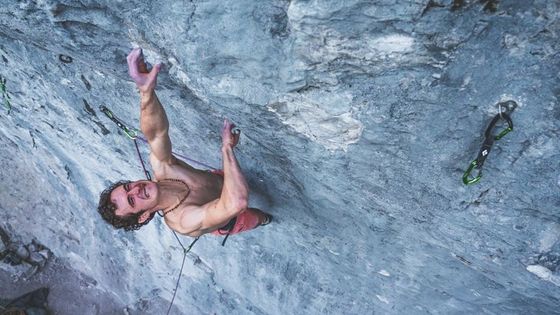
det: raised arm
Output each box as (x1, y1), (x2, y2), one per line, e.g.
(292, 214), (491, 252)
(180, 120), (249, 235)
(215, 119), (249, 217)
(126, 48), (173, 164)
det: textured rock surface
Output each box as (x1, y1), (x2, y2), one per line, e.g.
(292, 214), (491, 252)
(0, 0), (559, 314)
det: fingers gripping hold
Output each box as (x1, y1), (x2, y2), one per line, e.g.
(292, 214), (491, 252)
(150, 63), (162, 78)
(222, 119), (241, 148)
(127, 48), (141, 77)
(126, 48), (162, 93)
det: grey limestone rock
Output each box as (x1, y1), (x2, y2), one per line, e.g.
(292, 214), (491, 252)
(0, 0), (559, 314)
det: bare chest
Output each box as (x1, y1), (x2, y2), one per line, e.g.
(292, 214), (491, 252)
(156, 162), (223, 207)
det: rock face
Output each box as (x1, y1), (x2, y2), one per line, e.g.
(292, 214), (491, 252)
(0, 0), (559, 314)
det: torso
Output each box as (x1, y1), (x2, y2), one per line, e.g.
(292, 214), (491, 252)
(152, 156), (223, 235)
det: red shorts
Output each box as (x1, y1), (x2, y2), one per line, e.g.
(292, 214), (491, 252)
(211, 208), (268, 236)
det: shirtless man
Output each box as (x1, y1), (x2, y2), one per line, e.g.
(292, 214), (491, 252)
(98, 48), (271, 238)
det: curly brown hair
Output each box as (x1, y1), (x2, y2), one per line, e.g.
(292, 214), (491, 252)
(97, 180), (156, 231)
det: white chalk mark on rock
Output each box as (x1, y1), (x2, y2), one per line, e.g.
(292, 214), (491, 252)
(527, 265), (560, 287)
(268, 94), (363, 151)
(378, 269), (390, 277)
(376, 295), (389, 304)
(370, 34), (414, 54)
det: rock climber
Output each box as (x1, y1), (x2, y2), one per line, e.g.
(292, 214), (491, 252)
(97, 48), (271, 238)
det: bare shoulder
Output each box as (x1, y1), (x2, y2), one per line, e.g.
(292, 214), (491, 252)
(150, 153), (180, 178)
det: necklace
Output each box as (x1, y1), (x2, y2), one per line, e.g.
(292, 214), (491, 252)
(161, 179), (191, 216)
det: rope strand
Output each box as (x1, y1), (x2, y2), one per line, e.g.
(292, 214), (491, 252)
(134, 139), (152, 180)
(166, 236), (199, 315)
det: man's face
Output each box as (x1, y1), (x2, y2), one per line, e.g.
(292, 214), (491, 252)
(110, 180), (158, 219)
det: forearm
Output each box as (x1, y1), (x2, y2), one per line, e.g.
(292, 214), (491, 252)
(220, 146), (249, 215)
(140, 90), (169, 140)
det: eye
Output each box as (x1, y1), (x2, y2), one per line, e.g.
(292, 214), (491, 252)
(128, 196), (135, 207)
(124, 183), (130, 191)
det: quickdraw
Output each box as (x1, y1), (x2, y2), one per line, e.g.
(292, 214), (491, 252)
(99, 105), (138, 139)
(99, 105), (151, 180)
(463, 100), (517, 185)
(99, 105), (216, 170)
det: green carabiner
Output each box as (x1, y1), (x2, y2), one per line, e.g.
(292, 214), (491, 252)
(122, 127), (138, 140)
(99, 105), (138, 139)
(495, 125), (512, 140)
(462, 160), (482, 185)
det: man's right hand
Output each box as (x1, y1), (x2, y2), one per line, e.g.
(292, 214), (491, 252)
(127, 48), (161, 94)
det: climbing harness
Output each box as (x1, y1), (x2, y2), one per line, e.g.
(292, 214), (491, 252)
(215, 217), (237, 246)
(0, 76), (12, 114)
(462, 100), (516, 185)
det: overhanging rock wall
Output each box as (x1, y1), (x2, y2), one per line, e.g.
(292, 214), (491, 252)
(0, 0), (559, 314)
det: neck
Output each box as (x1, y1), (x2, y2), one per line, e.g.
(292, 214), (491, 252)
(155, 179), (190, 216)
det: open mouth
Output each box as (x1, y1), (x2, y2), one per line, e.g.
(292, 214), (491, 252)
(138, 183), (149, 199)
